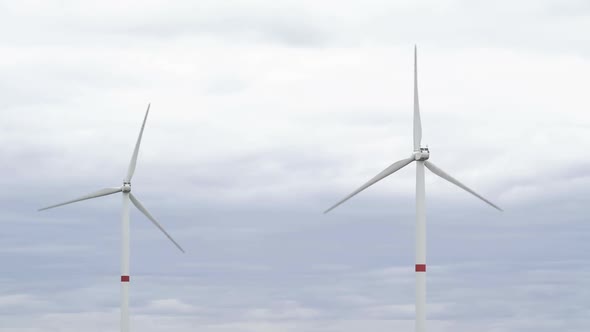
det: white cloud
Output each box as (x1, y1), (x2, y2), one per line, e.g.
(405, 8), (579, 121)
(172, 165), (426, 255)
(1, 1), (590, 331)
(141, 298), (200, 314)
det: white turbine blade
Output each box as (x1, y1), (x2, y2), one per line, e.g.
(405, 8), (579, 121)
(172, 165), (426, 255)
(38, 187), (122, 211)
(324, 157), (415, 214)
(413, 45), (422, 151)
(129, 193), (185, 253)
(125, 103), (150, 182)
(424, 160), (502, 211)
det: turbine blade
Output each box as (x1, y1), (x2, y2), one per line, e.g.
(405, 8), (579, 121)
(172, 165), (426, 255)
(413, 45), (422, 151)
(125, 103), (150, 182)
(129, 193), (185, 253)
(424, 160), (502, 211)
(324, 157), (415, 214)
(38, 187), (122, 211)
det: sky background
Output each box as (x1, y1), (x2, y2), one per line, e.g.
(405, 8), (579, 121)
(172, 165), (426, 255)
(1, 0), (590, 331)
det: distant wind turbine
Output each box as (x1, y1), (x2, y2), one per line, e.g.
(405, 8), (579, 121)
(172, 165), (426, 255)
(324, 47), (502, 332)
(39, 104), (184, 332)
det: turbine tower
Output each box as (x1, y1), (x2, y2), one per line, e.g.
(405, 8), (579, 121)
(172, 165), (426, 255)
(324, 47), (502, 332)
(39, 104), (184, 332)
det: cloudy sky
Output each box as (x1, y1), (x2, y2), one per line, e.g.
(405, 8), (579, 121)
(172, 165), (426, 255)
(1, 0), (589, 331)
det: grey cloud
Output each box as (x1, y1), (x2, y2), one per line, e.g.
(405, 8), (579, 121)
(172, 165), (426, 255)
(0, 0), (588, 54)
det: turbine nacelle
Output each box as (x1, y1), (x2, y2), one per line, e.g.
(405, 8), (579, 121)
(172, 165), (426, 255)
(122, 182), (131, 193)
(413, 147), (430, 161)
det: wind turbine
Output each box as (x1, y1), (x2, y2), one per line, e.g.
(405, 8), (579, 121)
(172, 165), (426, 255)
(39, 104), (184, 332)
(324, 47), (502, 332)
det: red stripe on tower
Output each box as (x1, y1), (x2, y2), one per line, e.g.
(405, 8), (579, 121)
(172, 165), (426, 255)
(415, 264), (426, 272)
(121, 275), (130, 282)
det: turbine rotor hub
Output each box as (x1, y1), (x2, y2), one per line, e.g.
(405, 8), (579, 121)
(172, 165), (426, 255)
(413, 147), (430, 161)
(122, 182), (131, 193)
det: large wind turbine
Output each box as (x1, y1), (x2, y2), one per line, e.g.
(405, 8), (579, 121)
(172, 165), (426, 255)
(324, 47), (502, 332)
(39, 104), (184, 332)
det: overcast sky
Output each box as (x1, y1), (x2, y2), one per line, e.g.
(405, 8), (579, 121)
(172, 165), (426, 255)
(1, 1), (590, 331)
